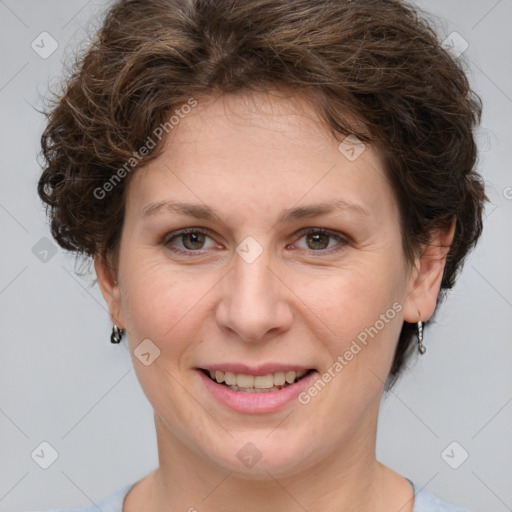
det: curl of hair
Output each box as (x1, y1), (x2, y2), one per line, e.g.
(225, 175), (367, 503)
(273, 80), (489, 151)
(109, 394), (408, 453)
(38, 0), (488, 391)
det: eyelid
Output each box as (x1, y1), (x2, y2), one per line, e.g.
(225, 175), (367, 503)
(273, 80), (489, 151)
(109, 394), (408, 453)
(163, 227), (215, 249)
(293, 227), (349, 242)
(290, 227), (349, 253)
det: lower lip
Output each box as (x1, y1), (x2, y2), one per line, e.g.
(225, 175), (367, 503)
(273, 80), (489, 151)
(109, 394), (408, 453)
(197, 369), (318, 414)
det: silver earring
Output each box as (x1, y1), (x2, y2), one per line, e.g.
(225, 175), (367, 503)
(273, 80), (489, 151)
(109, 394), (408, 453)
(417, 320), (426, 354)
(110, 324), (123, 344)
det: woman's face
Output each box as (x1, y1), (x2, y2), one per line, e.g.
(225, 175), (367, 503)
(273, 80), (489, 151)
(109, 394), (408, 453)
(97, 91), (443, 478)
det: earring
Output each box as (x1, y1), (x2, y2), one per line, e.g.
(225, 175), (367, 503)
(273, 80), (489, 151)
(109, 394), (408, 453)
(417, 320), (426, 354)
(110, 324), (123, 344)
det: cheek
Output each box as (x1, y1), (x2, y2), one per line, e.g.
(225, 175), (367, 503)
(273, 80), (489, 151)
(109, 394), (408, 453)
(296, 257), (405, 366)
(119, 253), (211, 346)
(309, 266), (400, 328)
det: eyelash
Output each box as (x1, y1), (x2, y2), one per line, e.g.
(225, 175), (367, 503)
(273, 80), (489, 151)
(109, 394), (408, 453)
(162, 227), (349, 257)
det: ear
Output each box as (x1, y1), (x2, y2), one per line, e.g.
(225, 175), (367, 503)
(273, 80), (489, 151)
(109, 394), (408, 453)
(94, 253), (124, 328)
(402, 217), (456, 324)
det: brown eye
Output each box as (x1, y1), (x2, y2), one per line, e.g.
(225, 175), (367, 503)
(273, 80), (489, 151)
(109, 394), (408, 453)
(293, 228), (348, 253)
(306, 232), (330, 250)
(164, 228), (216, 255)
(180, 231), (207, 250)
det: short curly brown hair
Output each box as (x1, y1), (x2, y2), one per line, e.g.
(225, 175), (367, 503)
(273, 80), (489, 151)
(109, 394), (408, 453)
(37, 0), (488, 391)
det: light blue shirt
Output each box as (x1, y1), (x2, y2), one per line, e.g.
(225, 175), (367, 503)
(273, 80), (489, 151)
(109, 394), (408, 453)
(43, 479), (471, 512)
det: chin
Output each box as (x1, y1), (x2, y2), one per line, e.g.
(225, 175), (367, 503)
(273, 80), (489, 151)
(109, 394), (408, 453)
(204, 434), (318, 480)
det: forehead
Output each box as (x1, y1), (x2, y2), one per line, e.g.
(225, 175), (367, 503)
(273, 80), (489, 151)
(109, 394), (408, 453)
(160, 90), (370, 157)
(125, 91), (394, 223)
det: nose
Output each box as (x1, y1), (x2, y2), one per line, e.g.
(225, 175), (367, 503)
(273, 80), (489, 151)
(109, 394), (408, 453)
(215, 243), (294, 344)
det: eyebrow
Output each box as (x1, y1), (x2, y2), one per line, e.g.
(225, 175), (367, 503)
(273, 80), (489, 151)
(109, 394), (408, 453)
(141, 199), (370, 223)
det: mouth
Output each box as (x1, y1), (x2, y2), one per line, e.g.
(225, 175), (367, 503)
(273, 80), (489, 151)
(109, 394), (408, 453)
(199, 368), (315, 393)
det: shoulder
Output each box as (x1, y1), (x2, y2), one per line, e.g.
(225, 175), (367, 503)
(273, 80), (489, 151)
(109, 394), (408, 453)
(409, 480), (472, 512)
(37, 483), (135, 512)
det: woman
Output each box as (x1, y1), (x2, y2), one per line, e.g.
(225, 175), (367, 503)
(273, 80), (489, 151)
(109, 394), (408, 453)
(38, 0), (486, 510)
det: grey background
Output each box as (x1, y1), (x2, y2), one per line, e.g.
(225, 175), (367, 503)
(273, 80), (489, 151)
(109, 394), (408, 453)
(0, 1), (510, 511)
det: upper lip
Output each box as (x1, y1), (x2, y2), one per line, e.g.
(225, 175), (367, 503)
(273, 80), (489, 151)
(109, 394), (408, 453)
(198, 363), (316, 375)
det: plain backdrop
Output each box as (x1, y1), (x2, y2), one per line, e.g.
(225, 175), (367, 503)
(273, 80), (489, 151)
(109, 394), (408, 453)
(0, 1), (511, 511)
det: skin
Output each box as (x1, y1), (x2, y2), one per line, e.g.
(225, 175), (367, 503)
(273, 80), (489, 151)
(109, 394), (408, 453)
(95, 90), (455, 512)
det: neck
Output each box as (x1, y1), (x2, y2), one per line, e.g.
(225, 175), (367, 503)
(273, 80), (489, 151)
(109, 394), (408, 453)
(141, 407), (396, 512)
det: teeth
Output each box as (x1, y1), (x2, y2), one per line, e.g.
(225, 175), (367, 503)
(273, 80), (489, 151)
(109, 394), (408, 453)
(285, 371), (296, 384)
(254, 374), (274, 388)
(237, 374), (254, 388)
(226, 385), (282, 393)
(207, 369), (309, 389)
(274, 371), (286, 386)
(224, 372), (237, 386)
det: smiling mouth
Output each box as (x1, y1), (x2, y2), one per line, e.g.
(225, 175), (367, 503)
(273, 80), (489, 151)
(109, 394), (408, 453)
(200, 368), (315, 393)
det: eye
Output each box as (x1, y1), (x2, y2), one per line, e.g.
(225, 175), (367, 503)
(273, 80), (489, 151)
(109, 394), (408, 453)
(162, 227), (348, 257)
(292, 228), (348, 253)
(163, 228), (217, 255)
